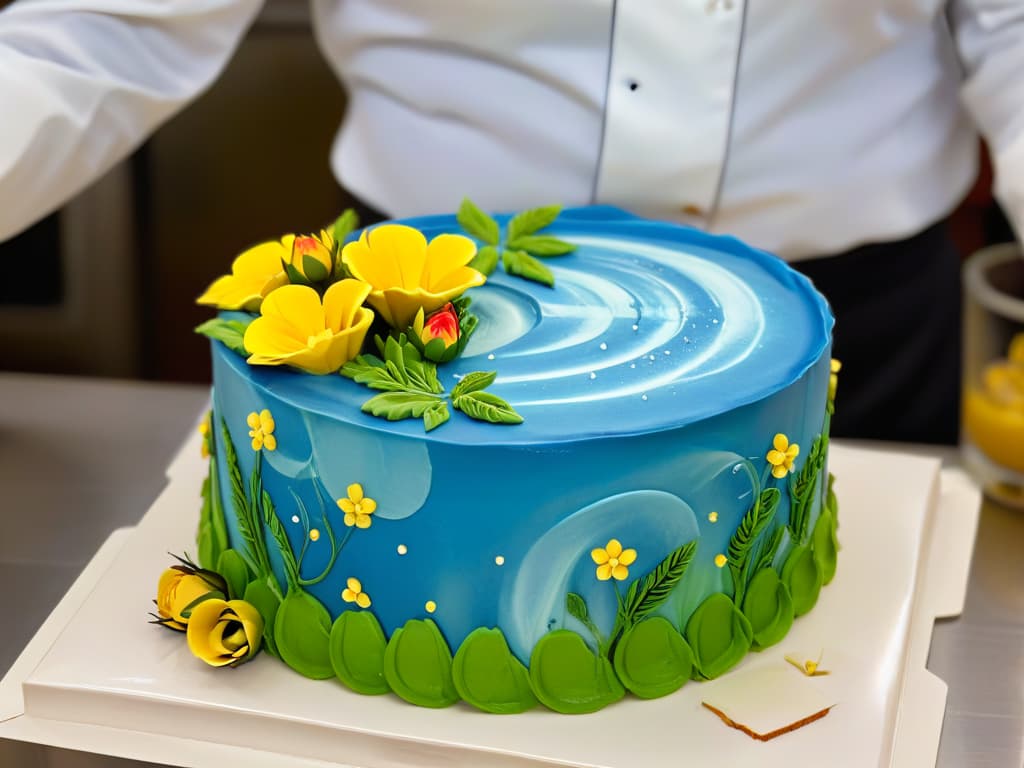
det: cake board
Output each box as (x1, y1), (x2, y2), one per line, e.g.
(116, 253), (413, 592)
(0, 431), (980, 768)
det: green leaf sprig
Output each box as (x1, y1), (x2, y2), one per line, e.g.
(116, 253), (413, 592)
(195, 317), (252, 357)
(457, 199), (576, 287)
(340, 335), (522, 431)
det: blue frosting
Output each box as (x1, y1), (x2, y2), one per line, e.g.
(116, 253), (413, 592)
(207, 207), (835, 669)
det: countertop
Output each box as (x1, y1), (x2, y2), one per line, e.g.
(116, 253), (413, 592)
(0, 372), (1021, 768)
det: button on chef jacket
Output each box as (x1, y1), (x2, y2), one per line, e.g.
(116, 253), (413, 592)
(1, 0), (1022, 260)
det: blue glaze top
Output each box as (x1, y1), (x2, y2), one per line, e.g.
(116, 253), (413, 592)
(220, 207), (833, 444)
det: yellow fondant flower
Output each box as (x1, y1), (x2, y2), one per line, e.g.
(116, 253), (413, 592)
(714, 553), (728, 568)
(196, 240), (289, 311)
(342, 577), (371, 608)
(829, 358), (842, 402)
(186, 598), (264, 667)
(243, 281), (374, 375)
(198, 411), (212, 458)
(247, 409), (277, 451)
(289, 230), (335, 282)
(154, 562), (227, 632)
(338, 483), (376, 529)
(591, 538), (637, 581)
(766, 433), (800, 479)
(341, 224), (485, 329)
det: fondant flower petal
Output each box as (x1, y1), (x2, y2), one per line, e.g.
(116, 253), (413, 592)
(323, 279), (373, 332)
(596, 563), (612, 581)
(606, 538), (623, 558)
(427, 265), (487, 295)
(365, 224), (429, 289)
(347, 484), (364, 503)
(772, 464), (789, 479)
(773, 433), (789, 452)
(360, 497), (377, 515)
(356, 514), (372, 529)
(338, 499), (356, 514)
(619, 548), (637, 566)
(766, 449), (786, 466)
(356, 592), (371, 609)
(591, 548), (609, 565)
(612, 563), (630, 581)
(259, 285), (326, 338)
(347, 577), (361, 593)
(423, 233), (478, 290)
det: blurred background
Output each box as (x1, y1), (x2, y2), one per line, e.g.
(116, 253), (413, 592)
(0, 1), (1016, 386)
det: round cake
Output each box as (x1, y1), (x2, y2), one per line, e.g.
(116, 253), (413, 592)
(191, 206), (838, 714)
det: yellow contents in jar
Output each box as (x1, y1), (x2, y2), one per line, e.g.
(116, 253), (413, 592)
(963, 332), (1024, 474)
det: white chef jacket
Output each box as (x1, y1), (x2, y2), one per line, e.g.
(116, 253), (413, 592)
(1, 0), (1023, 260)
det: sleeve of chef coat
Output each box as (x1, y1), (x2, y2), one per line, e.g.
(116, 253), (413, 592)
(0, 0), (263, 242)
(952, 0), (1024, 242)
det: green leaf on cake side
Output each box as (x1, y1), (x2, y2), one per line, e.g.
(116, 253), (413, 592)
(727, 487), (780, 606)
(752, 526), (786, 575)
(383, 618), (459, 708)
(452, 389), (524, 425)
(502, 250), (555, 287)
(566, 592), (604, 649)
(741, 567), (795, 650)
(781, 544), (823, 617)
(195, 318), (252, 358)
(788, 433), (826, 544)
(422, 401), (451, 432)
(452, 627), (538, 714)
(812, 504), (840, 586)
(457, 198), (501, 246)
(469, 244), (500, 276)
(528, 629), (625, 714)
(244, 576), (282, 658)
(362, 392), (445, 421)
(685, 592), (754, 680)
(216, 548), (252, 601)
(505, 234), (576, 256)
(621, 540), (697, 629)
(275, 588), (335, 679)
(613, 617), (693, 699)
(451, 370), (497, 400)
(329, 610), (391, 695)
(219, 418), (267, 578)
(506, 205), (562, 242)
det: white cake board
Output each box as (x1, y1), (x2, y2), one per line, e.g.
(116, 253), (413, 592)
(0, 436), (980, 768)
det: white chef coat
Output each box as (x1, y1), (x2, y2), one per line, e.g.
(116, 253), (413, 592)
(1, 0), (1023, 260)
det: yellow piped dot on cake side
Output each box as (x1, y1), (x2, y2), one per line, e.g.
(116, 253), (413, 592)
(425, 600), (437, 613)
(708, 511), (719, 523)
(714, 553), (728, 568)
(495, 555), (505, 566)
(309, 528), (320, 542)
(342, 577), (371, 609)
(397, 544), (408, 555)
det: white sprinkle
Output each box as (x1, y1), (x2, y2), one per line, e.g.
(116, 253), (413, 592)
(648, 354), (655, 361)
(641, 394), (649, 401)
(630, 363), (636, 369)
(632, 324), (639, 331)
(713, 318), (719, 324)
(495, 555), (505, 566)
(664, 350), (671, 356)
(683, 336), (689, 343)
(487, 353), (496, 360)
(397, 544), (408, 555)
(599, 342), (608, 351)
(291, 515), (300, 524)
(589, 372), (597, 380)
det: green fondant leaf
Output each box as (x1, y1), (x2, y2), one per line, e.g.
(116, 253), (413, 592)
(361, 392), (444, 421)
(195, 318), (252, 357)
(383, 619), (459, 708)
(685, 592), (753, 680)
(742, 567), (795, 649)
(502, 250), (555, 287)
(469, 244), (500, 275)
(244, 576), (282, 657)
(301, 253), (329, 283)
(613, 617), (693, 699)
(274, 588), (334, 679)
(788, 433), (826, 543)
(422, 401), (450, 432)
(197, 474), (216, 570)
(753, 526), (785, 575)
(329, 610), (390, 695)
(528, 630), (625, 714)
(451, 370), (497, 400)
(812, 506), (839, 586)
(566, 592), (589, 625)
(453, 389), (523, 425)
(284, 262), (311, 287)
(623, 540), (697, 626)
(507, 205), (561, 241)
(506, 235), (576, 256)
(452, 628), (537, 714)
(728, 487), (780, 605)
(207, 452), (229, 567)
(216, 548), (251, 601)
(261, 489), (298, 589)
(340, 357), (409, 392)
(457, 198), (500, 246)
(331, 210), (359, 269)
(781, 544), (823, 617)
(220, 419), (267, 577)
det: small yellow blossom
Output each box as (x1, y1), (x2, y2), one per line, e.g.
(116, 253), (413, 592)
(766, 433), (799, 479)
(342, 577), (371, 608)
(338, 483), (376, 528)
(243, 281), (374, 375)
(785, 651), (830, 677)
(708, 511), (718, 523)
(247, 409), (277, 451)
(591, 538), (637, 581)
(829, 358), (842, 402)
(341, 224), (485, 329)
(196, 240), (289, 311)
(714, 554), (727, 568)
(198, 411), (212, 458)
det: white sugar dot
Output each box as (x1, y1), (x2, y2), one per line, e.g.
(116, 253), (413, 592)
(630, 363), (636, 369)
(397, 544), (408, 555)
(664, 350), (671, 355)
(683, 336), (690, 343)
(291, 515), (300, 524)
(495, 555), (505, 566)
(487, 353), (496, 360)
(648, 354), (655, 361)
(632, 324), (639, 331)
(713, 318), (719, 324)
(589, 372), (597, 380)
(599, 342), (608, 351)
(641, 394), (649, 401)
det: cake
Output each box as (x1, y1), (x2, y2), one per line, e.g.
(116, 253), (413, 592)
(159, 204), (839, 716)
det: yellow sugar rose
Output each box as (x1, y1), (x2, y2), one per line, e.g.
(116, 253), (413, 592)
(244, 280), (374, 375)
(341, 224), (485, 329)
(154, 566), (227, 632)
(186, 598), (264, 667)
(196, 239), (290, 311)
